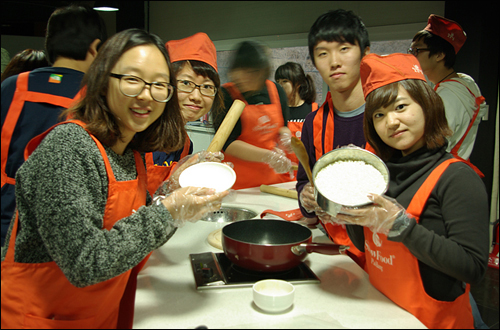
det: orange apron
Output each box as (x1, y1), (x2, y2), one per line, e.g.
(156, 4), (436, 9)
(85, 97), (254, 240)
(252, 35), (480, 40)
(1, 71), (82, 188)
(144, 133), (191, 197)
(2, 120), (149, 329)
(287, 102), (318, 178)
(364, 158), (473, 329)
(311, 92), (366, 263)
(223, 80), (292, 189)
(434, 80), (485, 178)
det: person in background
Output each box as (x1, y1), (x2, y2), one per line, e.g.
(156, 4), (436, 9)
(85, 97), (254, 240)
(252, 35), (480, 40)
(409, 14), (487, 177)
(1, 49), (49, 82)
(411, 18), (490, 327)
(330, 53), (488, 329)
(296, 9), (371, 263)
(1, 4), (107, 246)
(275, 61), (318, 178)
(147, 32), (225, 196)
(213, 40), (293, 190)
(1, 28), (228, 329)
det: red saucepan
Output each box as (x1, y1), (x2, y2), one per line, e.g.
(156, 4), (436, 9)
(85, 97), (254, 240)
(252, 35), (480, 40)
(222, 219), (349, 272)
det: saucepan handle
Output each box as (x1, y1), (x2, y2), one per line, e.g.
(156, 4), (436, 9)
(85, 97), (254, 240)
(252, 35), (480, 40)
(291, 243), (349, 256)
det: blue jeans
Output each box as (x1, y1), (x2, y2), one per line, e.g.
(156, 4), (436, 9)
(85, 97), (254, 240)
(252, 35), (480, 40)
(470, 292), (489, 329)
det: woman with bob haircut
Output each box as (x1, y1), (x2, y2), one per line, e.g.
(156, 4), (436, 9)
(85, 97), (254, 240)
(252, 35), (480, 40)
(326, 53), (489, 329)
(1, 29), (228, 329)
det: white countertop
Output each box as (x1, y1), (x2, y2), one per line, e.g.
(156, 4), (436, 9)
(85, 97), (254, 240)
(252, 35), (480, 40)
(133, 182), (426, 329)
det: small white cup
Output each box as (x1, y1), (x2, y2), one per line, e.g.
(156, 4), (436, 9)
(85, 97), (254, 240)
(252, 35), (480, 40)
(252, 279), (295, 313)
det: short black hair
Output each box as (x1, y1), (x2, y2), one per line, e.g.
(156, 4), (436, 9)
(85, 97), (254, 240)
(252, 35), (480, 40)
(229, 41), (270, 71)
(412, 30), (456, 69)
(308, 9), (370, 65)
(45, 5), (107, 64)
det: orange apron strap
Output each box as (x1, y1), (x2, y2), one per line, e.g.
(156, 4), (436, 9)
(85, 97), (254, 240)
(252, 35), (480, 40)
(449, 91), (485, 178)
(22, 91), (76, 108)
(3, 211), (20, 263)
(434, 80), (485, 177)
(1, 72), (30, 187)
(311, 102), (319, 111)
(312, 92), (334, 161)
(145, 152), (154, 169)
(312, 103), (324, 161)
(406, 158), (460, 217)
(266, 80), (281, 105)
(223, 82), (247, 104)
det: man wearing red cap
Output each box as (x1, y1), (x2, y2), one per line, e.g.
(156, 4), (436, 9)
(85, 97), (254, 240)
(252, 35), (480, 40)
(409, 15), (487, 176)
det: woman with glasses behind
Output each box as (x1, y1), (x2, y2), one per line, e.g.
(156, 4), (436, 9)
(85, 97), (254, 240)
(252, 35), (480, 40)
(147, 33), (225, 195)
(1, 29), (228, 329)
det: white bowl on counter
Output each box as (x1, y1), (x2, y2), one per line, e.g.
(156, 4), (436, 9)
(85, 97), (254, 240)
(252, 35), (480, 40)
(252, 279), (295, 313)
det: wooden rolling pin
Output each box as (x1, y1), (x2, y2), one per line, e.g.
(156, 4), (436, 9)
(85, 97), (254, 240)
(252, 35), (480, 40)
(206, 99), (245, 152)
(290, 137), (314, 187)
(260, 184), (298, 199)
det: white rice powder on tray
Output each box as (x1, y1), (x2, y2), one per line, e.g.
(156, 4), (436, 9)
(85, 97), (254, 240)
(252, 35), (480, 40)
(315, 160), (386, 206)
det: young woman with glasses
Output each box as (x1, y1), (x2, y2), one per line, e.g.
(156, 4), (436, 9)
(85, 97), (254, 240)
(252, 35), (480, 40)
(0, 29), (228, 329)
(148, 33), (226, 195)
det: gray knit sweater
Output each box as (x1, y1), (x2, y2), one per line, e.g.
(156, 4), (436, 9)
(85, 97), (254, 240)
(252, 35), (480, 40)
(1, 122), (177, 287)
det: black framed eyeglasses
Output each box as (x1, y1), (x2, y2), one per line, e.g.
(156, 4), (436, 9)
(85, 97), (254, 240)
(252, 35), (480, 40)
(177, 79), (217, 97)
(110, 73), (175, 103)
(407, 47), (431, 56)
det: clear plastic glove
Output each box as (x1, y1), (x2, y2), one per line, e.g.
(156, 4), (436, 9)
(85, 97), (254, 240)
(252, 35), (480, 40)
(154, 186), (229, 227)
(299, 183), (337, 222)
(299, 182), (318, 213)
(155, 151), (226, 196)
(200, 150), (224, 163)
(277, 131), (292, 153)
(331, 194), (407, 235)
(262, 148), (293, 174)
(155, 154), (200, 196)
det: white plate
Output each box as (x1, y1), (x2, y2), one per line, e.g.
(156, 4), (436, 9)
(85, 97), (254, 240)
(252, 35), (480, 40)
(179, 162), (236, 192)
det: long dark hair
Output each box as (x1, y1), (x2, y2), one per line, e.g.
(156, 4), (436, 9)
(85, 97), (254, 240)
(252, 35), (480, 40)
(274, 62), (316, 106)
(61, 28), (185, 153)
(1, 49), (49, 82)
(364, 79), (452, 161)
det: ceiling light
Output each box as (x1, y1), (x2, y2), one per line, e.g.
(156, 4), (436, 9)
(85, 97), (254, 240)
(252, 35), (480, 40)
(93, 1), (119, 12)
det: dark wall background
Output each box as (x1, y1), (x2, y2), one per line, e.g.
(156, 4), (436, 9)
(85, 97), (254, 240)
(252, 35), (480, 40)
(445, 2), (499, 205)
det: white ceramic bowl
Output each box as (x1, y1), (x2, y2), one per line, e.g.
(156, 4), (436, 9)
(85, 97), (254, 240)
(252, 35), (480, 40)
(179, 162), (236, 192)
(253, 279), (295, 313)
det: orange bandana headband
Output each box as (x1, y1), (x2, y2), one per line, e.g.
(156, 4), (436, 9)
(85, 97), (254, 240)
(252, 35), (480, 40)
(166, 32), (218, 72)
(360, 53), (426, 98)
